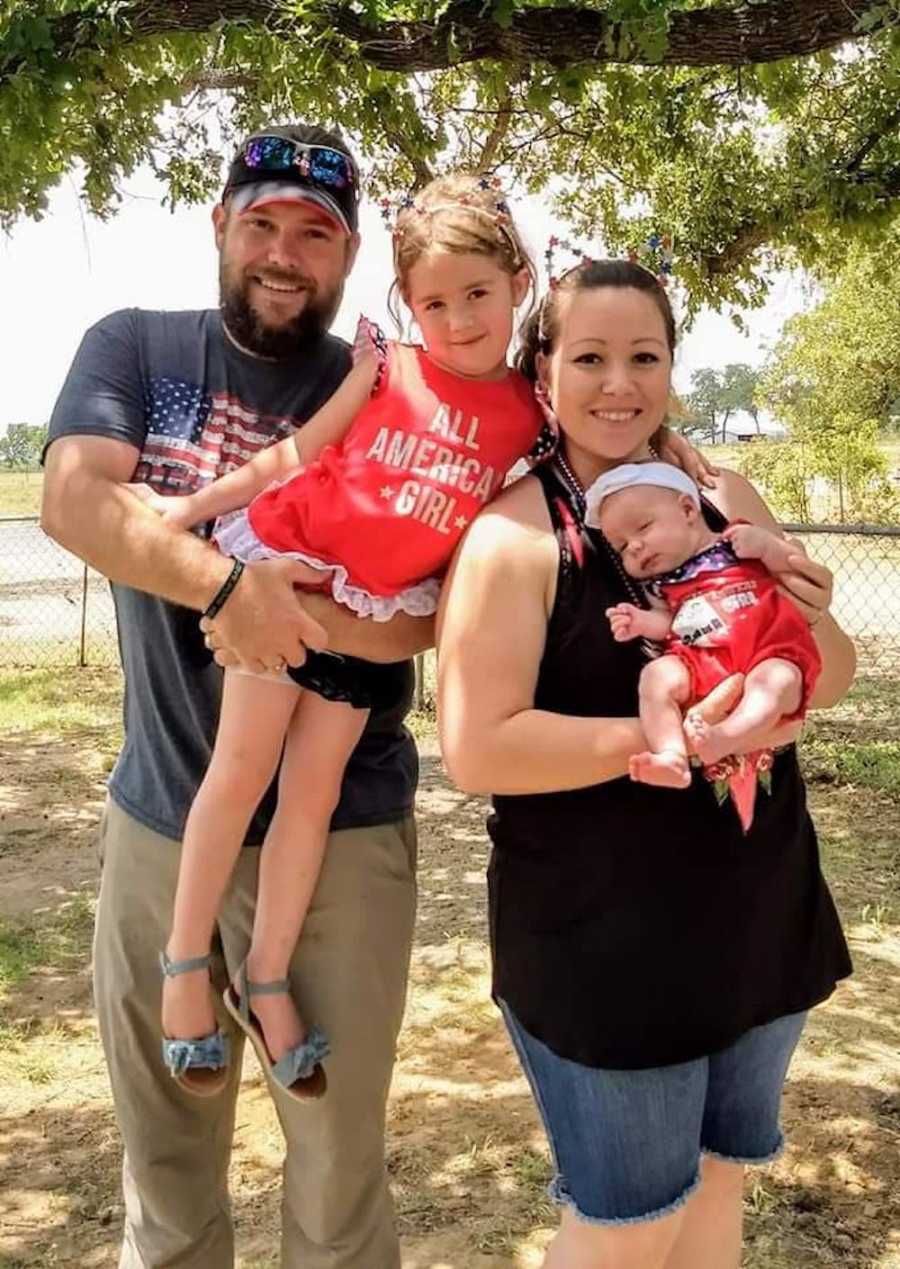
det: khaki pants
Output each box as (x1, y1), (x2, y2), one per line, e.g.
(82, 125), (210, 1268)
(93, 797), (417, 1269)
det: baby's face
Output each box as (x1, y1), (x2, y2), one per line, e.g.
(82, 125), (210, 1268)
(599, 485), (703, 579)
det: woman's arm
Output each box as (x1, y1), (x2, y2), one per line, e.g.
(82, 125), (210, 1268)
(437, 479), (645, 795)
(706, 469), (856, 709)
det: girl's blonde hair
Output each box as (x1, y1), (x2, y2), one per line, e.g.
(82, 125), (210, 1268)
(388, 173), (536, 327)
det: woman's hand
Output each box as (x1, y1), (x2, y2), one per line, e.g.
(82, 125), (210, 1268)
(769, 536), (833, 627)
(684, 673), (803, 753)
(654, 426), (719, 490)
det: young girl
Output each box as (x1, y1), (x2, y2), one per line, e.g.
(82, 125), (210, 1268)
(133, 174), (549, 1100)
(589, 462), (822, 828)
(141, 182), (707, 1101)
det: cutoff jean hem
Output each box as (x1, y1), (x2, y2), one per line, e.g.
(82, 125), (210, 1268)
(548, 1168), (703, 1228)
(701, 1134), (785, 1167)
(547, 1136), (783, 1228)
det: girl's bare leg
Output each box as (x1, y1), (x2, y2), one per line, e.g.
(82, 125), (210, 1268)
(163, 669), (302, 1042)
(630, 655), (693, 789)
(242, 690), (369, 1062)
(686, 658), (802, 767)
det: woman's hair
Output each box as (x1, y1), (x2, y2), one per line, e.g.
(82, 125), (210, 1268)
(388, 173), (536, 327)
(515, 259), (677, 384)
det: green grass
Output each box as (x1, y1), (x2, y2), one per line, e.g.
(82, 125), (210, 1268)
(0, 893), (95, 1002)
(804, 737), (900, 796)
(0, 667), (124, 737)
(0, 925), (44, 995)
(0, 468), (42, 517)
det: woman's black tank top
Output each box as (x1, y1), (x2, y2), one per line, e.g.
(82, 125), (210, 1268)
(487, 462), (851, 1070)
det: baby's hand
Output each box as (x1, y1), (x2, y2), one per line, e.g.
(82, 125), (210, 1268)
(606, 603), (641, 642)
(722, 522), (770, 559)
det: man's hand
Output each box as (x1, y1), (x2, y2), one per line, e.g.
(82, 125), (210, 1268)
(200, 558), (328, 673)
(655, 426), (719, 490)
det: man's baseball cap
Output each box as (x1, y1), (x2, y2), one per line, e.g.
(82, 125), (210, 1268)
(222, 124), (360, 235)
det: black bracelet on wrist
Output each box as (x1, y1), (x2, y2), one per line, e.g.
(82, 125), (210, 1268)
(203, 558), (245, 620)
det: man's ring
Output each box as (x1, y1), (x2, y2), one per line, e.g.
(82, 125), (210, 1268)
(273, 657), (287, 673)
(204, 632), (215, 650)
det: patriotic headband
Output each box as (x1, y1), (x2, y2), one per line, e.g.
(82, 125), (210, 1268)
(544, 233), (675, 288)
(380, 176), (512, 242)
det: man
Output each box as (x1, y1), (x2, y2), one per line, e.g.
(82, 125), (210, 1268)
(41, 123), (430, 1269)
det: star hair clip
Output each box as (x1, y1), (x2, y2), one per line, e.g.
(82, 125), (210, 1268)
(379, 193), (417, 240)
(380, 183), (513, 242)
(544, 236), (595, 289)
(628, 233), (675, 287)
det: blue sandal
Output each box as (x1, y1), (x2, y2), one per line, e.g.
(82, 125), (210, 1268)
(160, 951), (230, 1097)
(223, 962), (329, 1102)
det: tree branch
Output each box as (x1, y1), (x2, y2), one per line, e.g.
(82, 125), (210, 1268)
(0, 0), (887, 84)
(845, 103), (900, 174)
(324, 0), (883, 72)
(475, 93), (514, 171)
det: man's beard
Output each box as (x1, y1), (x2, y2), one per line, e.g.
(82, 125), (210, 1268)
(219, 264), (344, 360)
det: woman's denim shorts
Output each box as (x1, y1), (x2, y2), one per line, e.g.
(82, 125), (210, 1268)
(499, 999), (807, 1226)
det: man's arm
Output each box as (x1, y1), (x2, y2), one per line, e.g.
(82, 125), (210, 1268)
(42, 435), (329, 668)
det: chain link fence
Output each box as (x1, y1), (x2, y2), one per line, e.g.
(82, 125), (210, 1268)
(2, 517), (900, 677)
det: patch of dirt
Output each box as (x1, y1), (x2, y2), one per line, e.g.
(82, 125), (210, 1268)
(1, 699), (898, 1268)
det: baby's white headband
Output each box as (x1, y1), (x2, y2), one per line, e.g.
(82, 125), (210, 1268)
(585, 462), (700, 526)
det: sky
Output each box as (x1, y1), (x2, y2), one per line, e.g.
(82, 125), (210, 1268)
(0, 162), (812, 432)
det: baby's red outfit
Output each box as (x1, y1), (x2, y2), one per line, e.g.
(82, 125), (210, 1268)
(647, 533), (822, 718)
(230, 331), (544, 619)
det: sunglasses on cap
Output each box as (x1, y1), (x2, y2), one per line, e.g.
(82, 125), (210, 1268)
(238, 136), (356, 191)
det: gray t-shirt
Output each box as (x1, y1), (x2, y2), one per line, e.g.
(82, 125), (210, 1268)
(47, 308), (417, 842)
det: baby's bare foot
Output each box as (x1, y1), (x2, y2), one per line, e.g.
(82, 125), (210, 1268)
(685, 713), (732, 766)
(628, 750), (691, 788)
(162, 967), (217, 1041)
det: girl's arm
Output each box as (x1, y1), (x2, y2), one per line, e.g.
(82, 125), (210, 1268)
(707, 469), (856, 709)
(131, 353), (379, 529)
(437, 479), (647, 795)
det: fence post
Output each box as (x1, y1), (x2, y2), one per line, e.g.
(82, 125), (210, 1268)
(414, 653), (425, 710)
(79, 562), (88, 667)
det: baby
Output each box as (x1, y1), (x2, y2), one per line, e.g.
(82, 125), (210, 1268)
(586, 462), (822, 793)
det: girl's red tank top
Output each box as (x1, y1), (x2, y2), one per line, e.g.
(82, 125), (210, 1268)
(248, 341), (543, 597)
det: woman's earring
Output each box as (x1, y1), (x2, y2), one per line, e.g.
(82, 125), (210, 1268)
(535, 380), (559, 434)
(530, 381), (560, 461)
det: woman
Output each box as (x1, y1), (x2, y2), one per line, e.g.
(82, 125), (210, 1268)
(437, 260), (854, 1269)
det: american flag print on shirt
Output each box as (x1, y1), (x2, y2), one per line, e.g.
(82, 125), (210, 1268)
(133, 376), (294, 493)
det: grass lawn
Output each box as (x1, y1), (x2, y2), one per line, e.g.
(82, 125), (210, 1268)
(0, 470), (42, 518)
(0, 670), (898, 1268)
